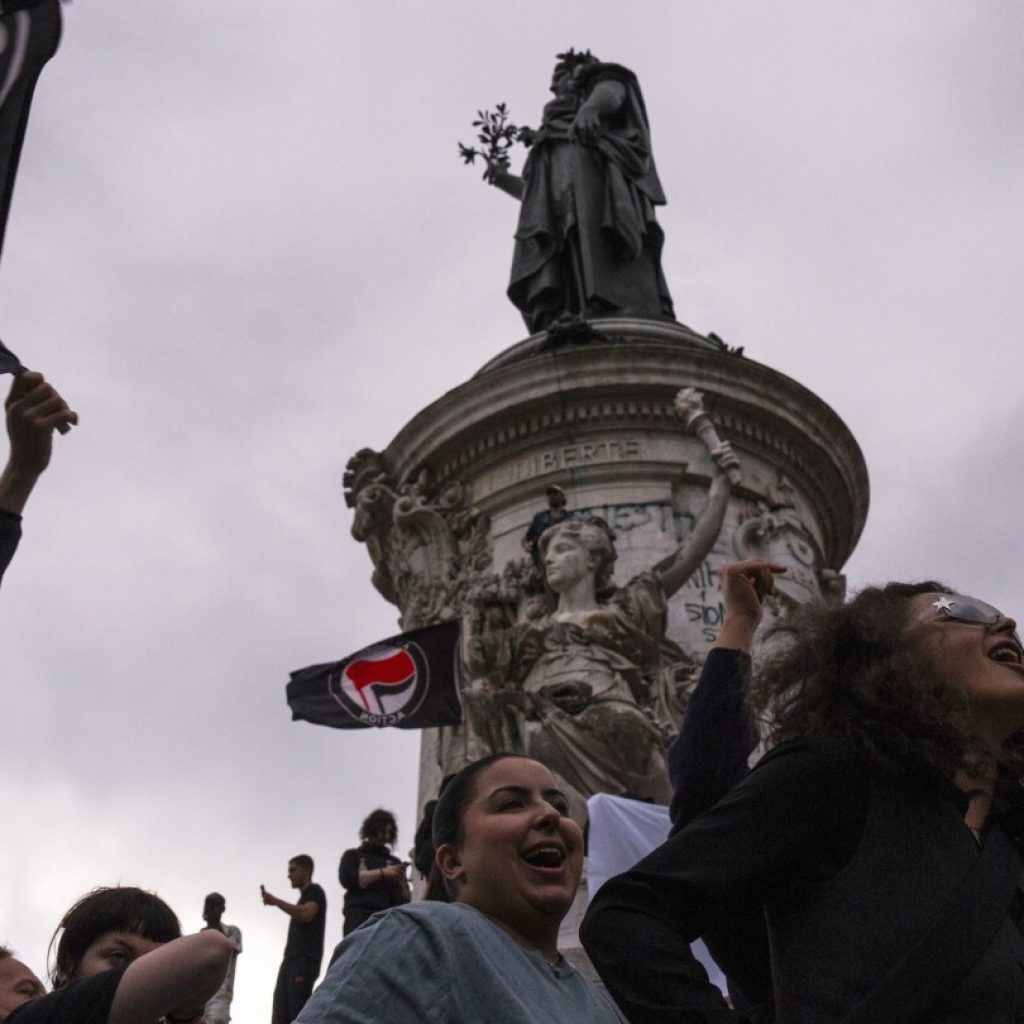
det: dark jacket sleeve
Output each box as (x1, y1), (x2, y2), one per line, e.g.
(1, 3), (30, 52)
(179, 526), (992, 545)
(668, 648), (759, 833)
(580, 742), (868, 1024)
(339, 848), (362, 891)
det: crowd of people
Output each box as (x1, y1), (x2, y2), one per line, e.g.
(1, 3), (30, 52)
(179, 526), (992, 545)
(8, 354), (1024, 1024)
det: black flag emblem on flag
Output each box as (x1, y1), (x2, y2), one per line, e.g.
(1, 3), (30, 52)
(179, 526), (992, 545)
(287, 620), (463, 730)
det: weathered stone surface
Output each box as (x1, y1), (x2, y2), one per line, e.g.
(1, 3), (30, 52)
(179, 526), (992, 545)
(344, 318), (868, 813)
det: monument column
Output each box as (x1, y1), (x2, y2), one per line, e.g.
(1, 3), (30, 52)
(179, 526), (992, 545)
(344, 317), (868, 810)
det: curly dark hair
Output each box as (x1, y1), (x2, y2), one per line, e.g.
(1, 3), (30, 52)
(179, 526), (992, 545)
(750, 580), (1016, 781)
(359, 809), (398, 847)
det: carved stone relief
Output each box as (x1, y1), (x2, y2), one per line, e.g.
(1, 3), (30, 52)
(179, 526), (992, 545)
(344, 450), (493, 630)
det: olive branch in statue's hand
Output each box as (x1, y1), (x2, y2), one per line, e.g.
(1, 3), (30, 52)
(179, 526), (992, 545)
(458, 103), (532, 181)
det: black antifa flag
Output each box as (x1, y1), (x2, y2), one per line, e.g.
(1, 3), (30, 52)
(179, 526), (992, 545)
(287, 621), (463, 730)
(0, 0), (61, 266)
(0, 337), (23, 374)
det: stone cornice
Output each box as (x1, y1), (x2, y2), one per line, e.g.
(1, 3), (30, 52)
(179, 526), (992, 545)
(376, 325), (868, 568)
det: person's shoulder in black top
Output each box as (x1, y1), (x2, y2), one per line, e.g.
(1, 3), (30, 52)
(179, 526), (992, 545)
(5, 966), (127, 1024)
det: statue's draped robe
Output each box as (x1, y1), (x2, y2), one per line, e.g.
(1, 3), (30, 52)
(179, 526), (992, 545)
(509, 64), (675, 332)
(508, 571), (674, 822)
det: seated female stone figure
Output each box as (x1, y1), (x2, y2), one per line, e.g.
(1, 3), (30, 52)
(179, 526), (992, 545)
(467, 434), (738, 822)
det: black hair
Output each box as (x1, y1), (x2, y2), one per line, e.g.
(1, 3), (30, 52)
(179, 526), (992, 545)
(359, 809), (398, 847)
(204, 892), (225, 908)
(431, 753), (529, 851)
(50, 886), (181, 987)
(289, 854), (314, 873)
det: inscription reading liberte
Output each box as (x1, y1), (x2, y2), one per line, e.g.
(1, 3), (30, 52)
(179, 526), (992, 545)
(482, 438), (642, 494)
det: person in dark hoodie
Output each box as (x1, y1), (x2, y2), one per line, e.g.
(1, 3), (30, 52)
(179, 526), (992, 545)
(338, 810), (410, 936)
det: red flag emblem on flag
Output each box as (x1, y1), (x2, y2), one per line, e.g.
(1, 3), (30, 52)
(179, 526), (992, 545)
(342, 648), (417, 714)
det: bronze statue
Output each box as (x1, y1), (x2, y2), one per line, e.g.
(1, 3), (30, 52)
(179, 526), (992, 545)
(464, 50), (676, 333)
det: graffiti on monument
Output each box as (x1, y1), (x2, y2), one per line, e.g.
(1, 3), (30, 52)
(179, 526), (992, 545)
(460, 388), (741, 819)
(733, 473), (845, 609)
(572, 501), (737, 644)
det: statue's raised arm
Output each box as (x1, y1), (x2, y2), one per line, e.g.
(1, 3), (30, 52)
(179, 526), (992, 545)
(654, 387), (741, 597)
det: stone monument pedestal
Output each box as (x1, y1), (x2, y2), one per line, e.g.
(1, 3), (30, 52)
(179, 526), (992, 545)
(344, 317), (868, 809)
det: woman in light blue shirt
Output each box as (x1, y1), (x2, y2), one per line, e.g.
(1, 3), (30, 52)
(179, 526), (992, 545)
(299, 753), (625, 1023)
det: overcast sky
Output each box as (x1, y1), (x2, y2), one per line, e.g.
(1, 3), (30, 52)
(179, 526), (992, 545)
(0, 2), (1021, 1019)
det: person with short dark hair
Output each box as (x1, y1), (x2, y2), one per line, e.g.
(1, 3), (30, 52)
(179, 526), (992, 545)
(301, 754), (625, 1023)
(0, 370), (76, 589)
(338, 810), (410, 937)
(582, 580), (1024, 1022)
(521, 485), (570, 569)
(4, 886), (232, 1024)
(0, 946), (45, 1022)
(262, 856), (326, 1024)
(200, 894), (241, 1024)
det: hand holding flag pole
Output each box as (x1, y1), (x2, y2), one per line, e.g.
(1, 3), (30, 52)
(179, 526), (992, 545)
(0, 345), (77, 517)
(0, 337), (72, 433)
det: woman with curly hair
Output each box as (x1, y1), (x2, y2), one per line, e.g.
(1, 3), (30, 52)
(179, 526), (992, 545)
(581, 562), (1024, 1023)
(338, 809), (410, 937)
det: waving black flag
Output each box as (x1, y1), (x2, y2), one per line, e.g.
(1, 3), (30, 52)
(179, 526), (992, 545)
(0, 337), (23, 374)
(0, 0), (61, 265)
(287, 620), (463, 730)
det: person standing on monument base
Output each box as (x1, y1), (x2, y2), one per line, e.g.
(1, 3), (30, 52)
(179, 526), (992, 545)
(338, 809), (410, 937)
(582, 577), (1024, 1023)
(200, 893), (241, 1024)
(299, 754), (625, 1024)
(520, 484), (570, 571)
(262, 856), (326, 1024)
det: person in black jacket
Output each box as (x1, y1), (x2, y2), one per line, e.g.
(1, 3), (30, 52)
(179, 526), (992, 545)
(338, 810), (410, 937)
(582, 574), (1024, 1023)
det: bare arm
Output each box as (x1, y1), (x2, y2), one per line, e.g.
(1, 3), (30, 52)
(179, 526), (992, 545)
(260, 885), (320, 923)
(107, 930), (233, 1024)
(0, 371), (77, 514)
(485, 162), (524, 200)
(715, 559), (786, 652)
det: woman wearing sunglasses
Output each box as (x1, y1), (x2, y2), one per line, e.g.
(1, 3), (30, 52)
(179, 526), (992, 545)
(582, 566), (1024, 1024)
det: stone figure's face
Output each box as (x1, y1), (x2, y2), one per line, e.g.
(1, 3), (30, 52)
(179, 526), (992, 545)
(543, 531), (592, 592)
(0, 957), (45, 1019)
(908, 592), (1024, 739)
(550, 68), (574, 98)
(74, 932), (164, 980)
(440, 757), (583, 936)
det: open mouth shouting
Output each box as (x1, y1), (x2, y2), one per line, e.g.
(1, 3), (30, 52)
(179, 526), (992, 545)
(988, 639), (1024, 667)
(521, 843), (568, 874)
